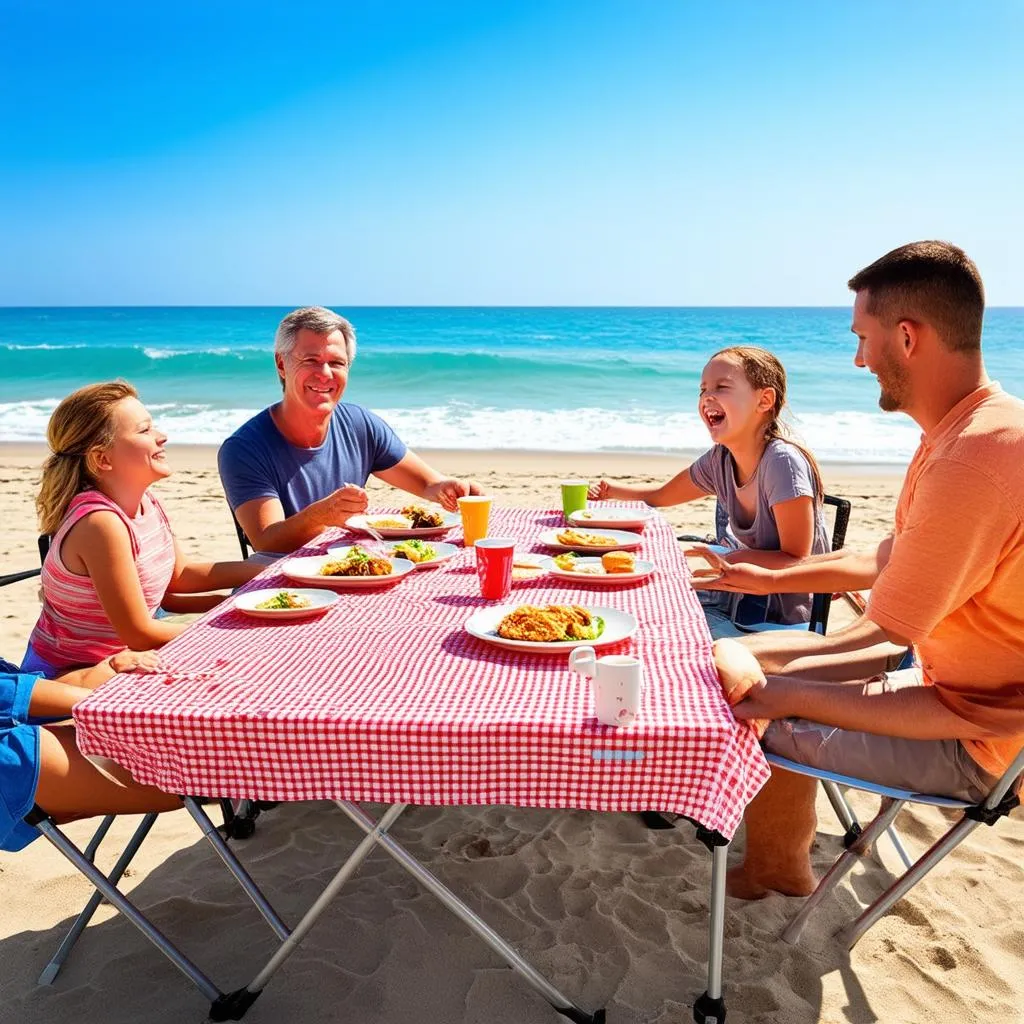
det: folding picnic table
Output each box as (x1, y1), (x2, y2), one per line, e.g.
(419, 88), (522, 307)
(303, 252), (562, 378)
(74, 506), (769, 1023)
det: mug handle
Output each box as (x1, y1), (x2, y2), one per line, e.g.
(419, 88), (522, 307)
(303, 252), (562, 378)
(569, 646), (596, 678)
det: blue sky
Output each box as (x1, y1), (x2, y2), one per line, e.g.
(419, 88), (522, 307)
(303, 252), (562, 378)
(1, 1), (1021, 305)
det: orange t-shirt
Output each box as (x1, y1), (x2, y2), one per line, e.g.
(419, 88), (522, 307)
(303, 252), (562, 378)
(867, 382), (1024, 777)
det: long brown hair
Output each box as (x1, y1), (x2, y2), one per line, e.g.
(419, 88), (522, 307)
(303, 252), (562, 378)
(711, 346), (824, 502)
(36, 380), (138, 534)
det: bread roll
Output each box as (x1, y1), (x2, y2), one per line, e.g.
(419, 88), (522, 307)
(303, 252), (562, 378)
(601, 550), (635, 573)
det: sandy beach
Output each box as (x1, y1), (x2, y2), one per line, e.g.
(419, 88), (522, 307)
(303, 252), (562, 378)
(1, 444), (1021, 1024)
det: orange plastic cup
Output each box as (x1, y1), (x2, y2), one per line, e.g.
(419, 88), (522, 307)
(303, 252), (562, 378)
(457, 495), (492, 547)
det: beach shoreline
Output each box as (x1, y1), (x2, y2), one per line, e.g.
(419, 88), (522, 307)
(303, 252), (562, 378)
(0, 442), (911, 478)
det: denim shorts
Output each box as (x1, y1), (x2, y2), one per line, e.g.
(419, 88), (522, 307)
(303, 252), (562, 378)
(1, 668), (44, 853)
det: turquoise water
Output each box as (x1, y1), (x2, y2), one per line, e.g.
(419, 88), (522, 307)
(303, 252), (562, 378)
(2, 307), (1021, 461)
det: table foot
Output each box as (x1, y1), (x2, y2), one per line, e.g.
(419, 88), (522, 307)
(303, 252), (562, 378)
(209, 987), (262, 1021)
(556, 1007), (606, 1024)
(693, 991), (726, 1023)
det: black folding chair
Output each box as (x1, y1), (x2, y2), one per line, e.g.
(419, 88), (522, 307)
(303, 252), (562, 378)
(679, 493), (851, 635)
(230, 506), (252, 559)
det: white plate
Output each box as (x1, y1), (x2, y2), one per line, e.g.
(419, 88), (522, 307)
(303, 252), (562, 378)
(568, 508), (653, 530)
(234, 588), (339, 620)
(282, 554), (416, 588)
(329, 541), (459, 570)
(538, 528), (644, 554)
(464, 605), (638, 653)
(540, 556), (655, 583)
(347, 511), (460, 539)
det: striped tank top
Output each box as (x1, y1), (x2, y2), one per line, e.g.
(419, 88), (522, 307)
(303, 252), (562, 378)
(29, 489), (177, 671)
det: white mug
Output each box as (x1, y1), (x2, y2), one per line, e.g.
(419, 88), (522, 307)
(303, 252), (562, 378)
(569, 646), (644, 727)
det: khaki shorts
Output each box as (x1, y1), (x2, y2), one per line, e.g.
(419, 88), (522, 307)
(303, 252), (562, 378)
(762, 668), (999, 803)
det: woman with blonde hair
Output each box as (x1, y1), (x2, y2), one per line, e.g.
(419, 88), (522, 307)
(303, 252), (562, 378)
(589, 346), (829, 633)
(24, 381), (261, 675)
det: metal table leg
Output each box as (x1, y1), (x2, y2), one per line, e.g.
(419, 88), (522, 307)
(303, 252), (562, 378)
(338, 802), (605, 1024)
(693, 842), (728, 1024)
(208, 803), (407, 1022)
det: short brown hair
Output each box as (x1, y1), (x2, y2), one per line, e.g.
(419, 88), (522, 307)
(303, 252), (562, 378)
(847, 241), (984, 352)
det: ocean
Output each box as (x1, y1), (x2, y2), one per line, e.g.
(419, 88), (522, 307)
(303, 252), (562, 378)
(2, 307), (1021, 463)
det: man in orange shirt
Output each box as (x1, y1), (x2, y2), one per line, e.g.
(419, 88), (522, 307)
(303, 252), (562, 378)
(695, 241), (1024, 899)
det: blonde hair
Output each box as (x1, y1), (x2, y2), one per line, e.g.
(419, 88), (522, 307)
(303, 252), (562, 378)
(711, 346), (824, 502)
(36, 380), (138, 535)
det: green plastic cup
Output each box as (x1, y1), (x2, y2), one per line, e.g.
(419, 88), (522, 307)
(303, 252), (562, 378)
(560, 479), (589, 520)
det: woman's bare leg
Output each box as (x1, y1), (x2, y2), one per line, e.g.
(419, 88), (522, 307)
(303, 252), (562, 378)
(33, 726), (180, 824)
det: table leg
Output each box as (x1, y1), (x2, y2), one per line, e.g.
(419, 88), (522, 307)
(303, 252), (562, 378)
(338, 801), (605, 1024)
(208, 802), (407, 1022)
(693, 842), (729, 1024)
(182, 798), (290, 941)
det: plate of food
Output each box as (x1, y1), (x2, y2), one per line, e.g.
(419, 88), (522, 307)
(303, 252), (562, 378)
(567, 508), (653, 530)
(538, 527), (644, 554)
(233, 588), (339, 620)
(347, 506), (460, 539)
(541, 551), (655, 583)
(282, 547), (416, 588)
(465, 603), (638, 653)
(330, 539), (459, 569)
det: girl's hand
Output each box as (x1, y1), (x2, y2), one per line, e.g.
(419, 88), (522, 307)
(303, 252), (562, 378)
(110, 650), (161, 674)
(588, 479), (610, 501)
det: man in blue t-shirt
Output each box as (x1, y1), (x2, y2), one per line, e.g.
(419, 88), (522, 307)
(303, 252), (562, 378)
(218, 306), (481, 553)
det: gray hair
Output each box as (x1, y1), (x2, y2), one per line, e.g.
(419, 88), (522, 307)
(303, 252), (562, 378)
(274, 306), (358, 365)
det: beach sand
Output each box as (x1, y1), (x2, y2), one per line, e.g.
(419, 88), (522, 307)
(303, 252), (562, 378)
(1, 445), (1021, 1024)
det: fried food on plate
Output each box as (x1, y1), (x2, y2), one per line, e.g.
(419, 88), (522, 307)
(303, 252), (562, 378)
(556, 528), (618, 547)
(601, 550), (635, 573)
(496, 605), (603, 642)
(401, 504), (445, 528)
(321, 547), (393, 577)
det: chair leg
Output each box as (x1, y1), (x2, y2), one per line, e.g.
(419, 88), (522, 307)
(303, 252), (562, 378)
(34, 817), (221, 1001)
(782, 798), (905, 945)
(822, 780), (861, 841)
(39, 813), (159, 985)
(838, 816), (983, 949)
(81, 814), (117, 862)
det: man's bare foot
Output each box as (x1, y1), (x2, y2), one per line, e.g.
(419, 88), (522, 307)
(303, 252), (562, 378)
(726, 863), (817, 900)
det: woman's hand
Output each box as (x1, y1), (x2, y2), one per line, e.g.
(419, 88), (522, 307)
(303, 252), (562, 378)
(109, 650), (162, 674)
(587, 479), (610, 501)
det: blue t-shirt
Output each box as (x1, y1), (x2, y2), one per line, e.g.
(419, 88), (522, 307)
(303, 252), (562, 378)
(218, 403), (408, 518)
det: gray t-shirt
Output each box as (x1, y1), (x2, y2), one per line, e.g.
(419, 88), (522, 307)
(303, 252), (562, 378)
(689, 439), (830, 624)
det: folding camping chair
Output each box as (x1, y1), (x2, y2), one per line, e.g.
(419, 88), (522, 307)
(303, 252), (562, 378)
(2, 542), (268, 985)
(230, 507), (252, 559)
(24, 798), (291, 1003)
(679, 494), (852, 636)
(771, 745), (1024, 948)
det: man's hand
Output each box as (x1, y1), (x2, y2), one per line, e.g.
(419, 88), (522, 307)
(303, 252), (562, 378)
(731, 677), (794, 722)
(588, 479), (610, 501)
(686, 546), (773, 594)
(423, 478), (482, 512)
(110, 650), (162, 674)
(321, 484), (369, 523)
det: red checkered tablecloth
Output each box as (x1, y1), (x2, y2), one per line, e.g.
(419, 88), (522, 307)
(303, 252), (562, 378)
(74, 507), (768, 838)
